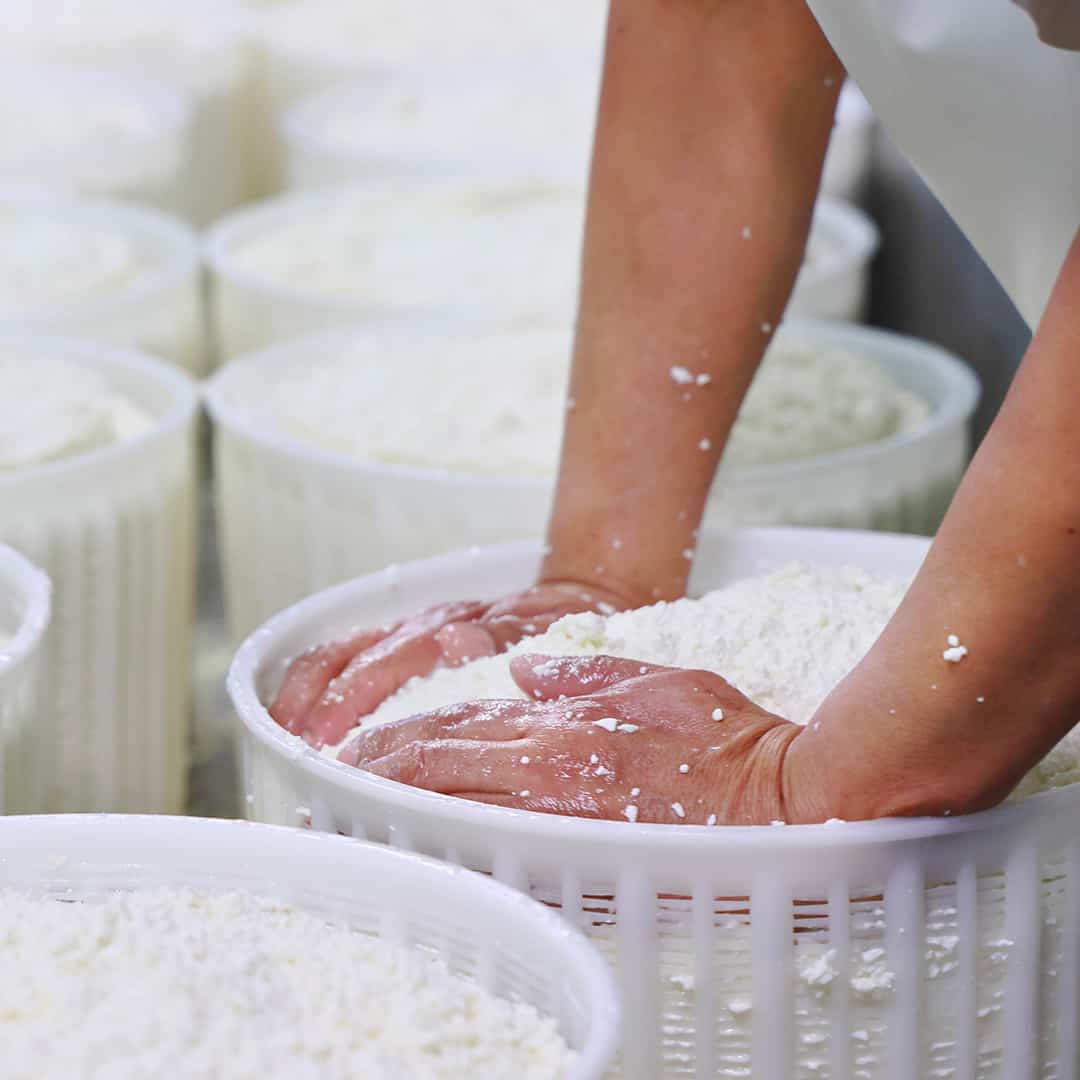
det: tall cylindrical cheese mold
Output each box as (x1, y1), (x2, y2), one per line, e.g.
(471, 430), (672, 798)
(204, 183), (878, 363)
(0, 0), (255, 224)
(0, 193), (204, 376)
(205, 319), (977, 641)
(0, 65), (193, 216)
(0, 545), (50, 813)
(0, 336), (197, 813)
(231, 529), (1080, 1079)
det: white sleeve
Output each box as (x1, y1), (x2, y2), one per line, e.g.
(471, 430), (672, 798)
(806, 0), (1080, 328)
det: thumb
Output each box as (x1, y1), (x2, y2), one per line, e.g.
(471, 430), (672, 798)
(510, 653), (671, 701)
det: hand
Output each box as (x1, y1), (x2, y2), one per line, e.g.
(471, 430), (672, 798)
(269, 582), (629, 748)
(338, 653), (814, 825)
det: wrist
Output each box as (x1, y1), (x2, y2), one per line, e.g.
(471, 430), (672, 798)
(541, 506), (699, 609)
(785, 686), (1011, 823)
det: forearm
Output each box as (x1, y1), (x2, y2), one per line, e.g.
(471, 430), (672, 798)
(787, 231), (1080, 821)
(542, 0), (843, 607)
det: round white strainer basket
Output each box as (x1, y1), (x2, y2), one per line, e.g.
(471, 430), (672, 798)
(231, 528), (1080, 1079)
(204, 182), (878, 362)
(0, 814), (619, 1080)
(0, 334), (198, 814)
(0, 191), (204, 375)
(206, 318), (977, 641)
(0, 64), (193, 215)
(0, 545), (50, 813)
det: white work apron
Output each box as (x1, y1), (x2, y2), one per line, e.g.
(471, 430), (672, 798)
(807, 0), (1080, 328)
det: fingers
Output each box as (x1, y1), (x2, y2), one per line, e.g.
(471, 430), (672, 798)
(510, 653), (672, 702)
(435, 621), (497, 666)
(478, 585), (605, 651)
(269, 628), (393, 736)
(362, 739), (539, 795)
(302, 600), (489, 748)
(337, 699), (531, 766)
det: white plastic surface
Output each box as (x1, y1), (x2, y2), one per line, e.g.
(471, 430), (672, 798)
(0, 193), (205, 375)
(205, 184), (879, 362)
(0, 546), (50, 814)
(232, 528), (1080, 1078)
(821, 83), (876, 202)
(0, 336), (197, 813)
(0, 0), (254, 223)
(0, 814), (618, 1080)
(205, 318), (977, 640)
(0, 65), (193, 216)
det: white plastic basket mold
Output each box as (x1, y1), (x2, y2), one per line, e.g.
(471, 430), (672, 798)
(0, 813), (619, 1080)
(231, 529), (1080, 1079)
(205, 319), (977, 640)
(0, 546), (50, 813)
(0, 64), (193, 215)
(0, 335), (198, 813)
(0, 192), (205, 375)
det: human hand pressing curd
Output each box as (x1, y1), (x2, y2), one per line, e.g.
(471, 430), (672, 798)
(273, 0), (1080, 825)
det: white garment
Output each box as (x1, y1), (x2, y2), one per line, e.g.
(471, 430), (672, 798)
(807, 0), (1080, 328)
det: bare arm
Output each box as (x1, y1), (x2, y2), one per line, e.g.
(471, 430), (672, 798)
(787, 231), (1080, 820)
(271, 0), (844, 747)
(542, 0), (844, 606)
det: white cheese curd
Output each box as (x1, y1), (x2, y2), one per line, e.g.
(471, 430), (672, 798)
(352, 563), (906, 735)
(0, 889), (574, 1079)
(222, 183), (584, 329)
(230, 330), (927, 478)
(339, 562), (1080, 798)
(0, 353), (152, 471)
(0, 66), (190, 211)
